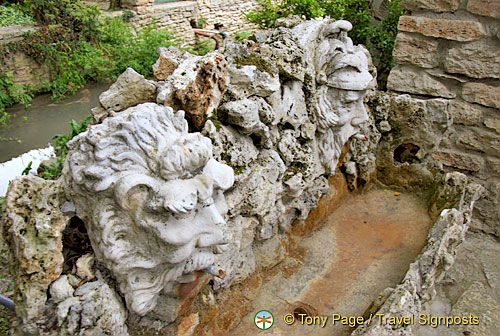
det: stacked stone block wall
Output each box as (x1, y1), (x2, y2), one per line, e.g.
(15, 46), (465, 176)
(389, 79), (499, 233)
(129, 0), (259, 45)
(386, 0), (500, 235)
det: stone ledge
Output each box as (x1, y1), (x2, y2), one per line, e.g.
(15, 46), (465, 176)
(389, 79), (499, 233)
(398, 15), (487, 41)
(387, 66), (456, 98)
(432, 151), (484, 172)
(392, 32), (440, 68)
(0, 24), (38, 44)
(467, 0), (500, 19)
(153, 0), (197, 11)
(462, 83), (500, 109)
(402, 0), (461, 13)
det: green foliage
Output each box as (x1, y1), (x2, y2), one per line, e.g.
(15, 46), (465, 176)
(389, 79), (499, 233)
(245, 0), (324, 28)
(0, 4), (34, 27)
(21, 161), (32, 175)
(38, 116), (91, 179)
(189, 39), (216, 56)
(0, 304), (12, 336)
(245, 0), (405, 88)
(0, 72), (33, 126)
(27, 0), (101, 40)
(235, 30), (253, 41)
(0, 0), (178, 124)
(102, 19), (177, 76)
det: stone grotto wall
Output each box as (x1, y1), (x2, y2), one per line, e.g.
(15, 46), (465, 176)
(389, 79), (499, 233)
(1, 17), (378, 335)
(383, 0), (500, 236)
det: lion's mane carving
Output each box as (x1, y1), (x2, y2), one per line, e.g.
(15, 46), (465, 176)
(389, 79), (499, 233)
(63, 103), (234, 317)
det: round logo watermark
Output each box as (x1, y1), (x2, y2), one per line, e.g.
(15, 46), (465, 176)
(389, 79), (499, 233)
(254, 310), (274, 330)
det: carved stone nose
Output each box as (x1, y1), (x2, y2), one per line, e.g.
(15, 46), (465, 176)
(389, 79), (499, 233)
(196, 204), (225, 248)
(351, 101), (369, 126)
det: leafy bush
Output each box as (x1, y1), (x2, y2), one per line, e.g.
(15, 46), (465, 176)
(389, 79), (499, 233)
(0, 72), (33, 126)
(0, 0), (177, 122)
(0, 4), (34, 27)
(245, 0), (405, 88)
(38, 116), (91, 179)
(235, 30), (253, 41)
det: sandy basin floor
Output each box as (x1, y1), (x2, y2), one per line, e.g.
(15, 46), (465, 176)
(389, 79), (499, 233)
(231, 189), (432, 336)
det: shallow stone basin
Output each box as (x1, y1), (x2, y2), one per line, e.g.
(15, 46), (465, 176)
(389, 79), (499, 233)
(227, 189), (432, 335)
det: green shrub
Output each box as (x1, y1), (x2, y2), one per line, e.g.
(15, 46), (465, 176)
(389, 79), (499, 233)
(38, 116), (91, 179)
(0, 0), (178, 120)
(245, 0), (405, 88)
(235, 30), (253, 41)
(0, 4), (34, 26)
(0, 72), (33, 126)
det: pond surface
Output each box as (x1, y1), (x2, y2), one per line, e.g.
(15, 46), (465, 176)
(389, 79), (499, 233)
(0, 82), (109, 163)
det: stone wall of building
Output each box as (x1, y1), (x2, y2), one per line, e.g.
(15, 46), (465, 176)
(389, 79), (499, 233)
(385, 0), (500, 236)
(127, 0), (259, 45)
(0, 25), (50, 89)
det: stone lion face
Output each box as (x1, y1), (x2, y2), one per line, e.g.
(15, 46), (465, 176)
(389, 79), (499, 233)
(64, 103), (234, 317)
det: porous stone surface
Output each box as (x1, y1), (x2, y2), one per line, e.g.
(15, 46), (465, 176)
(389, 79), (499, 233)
(387, 66), (456, 98)
(398, 16), (487, 41)
(444, 40), (500, 79)
(402, 0), (461, 12)
(1, 176), (69, 335)
(157, 52), (228, 130)
(91, 67), (157, 122)
(392, 32), (440, 68)
(152, 46), (182, 80)
(1, 176), (129, 336)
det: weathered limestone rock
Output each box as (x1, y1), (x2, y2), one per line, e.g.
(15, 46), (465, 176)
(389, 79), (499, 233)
(466, 0), (500, 19)
(462, 83), (500, 109)
(56, 278), (128, 336)
(259, 26), (306, 81)
(449, 100), (483, 126)
(157, 51), (228, 130)
(444, 40), (500, 79)
(393, 32), (440, 68)
(387, 66), (456, 98)
(402, 0), (461, 12)
(432, 151), (484, 172)
(64, 103), (235, 319)
(224, 42), (280, 99)
(398, 16), (487, 41)
(220, 97), (271, 147)
(94, 67), (156, 120)
(75, 253), (95, 281)
(50, 275), (75, 303)
(1, 176), (69, 335)
(152, 46), (182, 80)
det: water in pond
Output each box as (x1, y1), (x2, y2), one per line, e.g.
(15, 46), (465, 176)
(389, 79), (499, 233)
(0, 82), (109, 163)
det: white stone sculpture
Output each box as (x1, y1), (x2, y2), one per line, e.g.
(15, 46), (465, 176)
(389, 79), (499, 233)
(63, 103), (234, 318)
(296, 19), (376, 174)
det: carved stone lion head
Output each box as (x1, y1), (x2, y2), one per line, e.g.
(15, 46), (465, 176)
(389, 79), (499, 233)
(63, 103), (234, 317)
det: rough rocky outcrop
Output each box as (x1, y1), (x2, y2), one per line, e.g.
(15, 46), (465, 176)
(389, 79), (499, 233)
(1, 177), (128, 335)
